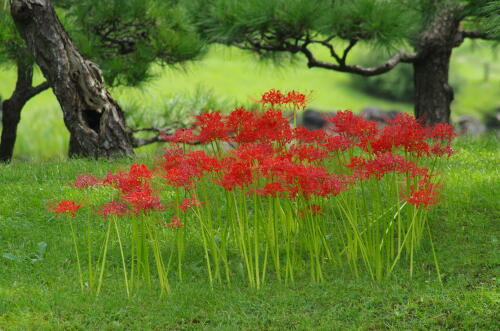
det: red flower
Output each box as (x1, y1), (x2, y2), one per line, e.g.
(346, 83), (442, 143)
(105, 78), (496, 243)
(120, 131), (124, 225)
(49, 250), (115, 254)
(285, 90), (307, 109)
(289, 144), (328, 163)
(129, 163), (152, 181)
(234, 142), (275, 164)
(320, 135), (353, 153)
(226, 107), (259, 143)
(216, 159), (254, 191)
(70, 173), (100, 189)
(255, 108), (293, 143)
(430, 142), (456, 157)
(98, 201), (129, 217)
(371, 113), (430, 156)
(346, 153), (429, 181)
(255, 182), (289, 197)
(427, 123), (457, 142)
(49, 200), (81, 217)
(405, 179), (440, 209)
(163, 216), (184, 229)
(293, 126), (327, 144)
(259, 89), (286, 106)
(195, 111), (228, 143)
(160, 148), (185, 170)
(179, 195), (204, 212)
(163, 128), (197, 144)
(259, 89), (308, 109)
(327, 110), (377, 140)
(298, 204), (324, 218)
(123, 184), (164, 214)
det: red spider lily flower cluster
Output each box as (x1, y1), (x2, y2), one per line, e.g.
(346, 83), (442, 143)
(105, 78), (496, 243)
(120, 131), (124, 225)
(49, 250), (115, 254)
(259, 89), (308, 108)
(63, 89), (457, 226)
(100, 163), (164, 215)
(49, 200), (82, 217)
(405, 179), (441, 209)
(98, 201), (129, 217)
(179, 195), (204, 212)
(70, 173), (100, 189)
(163, 216), (184, 229)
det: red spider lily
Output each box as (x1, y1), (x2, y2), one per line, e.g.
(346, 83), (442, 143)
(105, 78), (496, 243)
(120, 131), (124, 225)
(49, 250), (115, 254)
(293, 126), (327, 144)
(255, 108), (293, 143)
(430, 142), (456, 157)
(346, 153), (429, 180)
(285, 164), (341, 198)
(216, 159), (254, 191)
(371, 113), (430, 156)
(164, 165), (197, 189)
(285, 90), (307, 109)
(258, 155), (295, 180)
(184, 150), (221, 174)
(327, 110), (377, 141)
(179, 195), (204, 212)
(102, 171), (143, 195)
(320, 135), (354, 153)
(160, 148), (185, 171)
(70, 173), (100, 189)
(427, 123), (457, 142)
(234, 142), (275, 164)
(259, 89), (308, 108)
(299, 204), (324, 217)
(289, 144), (328, 163)
(123, 184), (164, 214)
(129, 163), (153, 181)
(226, 107), (260, 143)
(195, 111), (228, 143)
(254, 181), (289, 198)
(259, 88), (287, 106)
(49, 200), (81, 217)
(163, 128), (197, 144)
(405, 179), (441, 209)
(163, 216), (184, 229)
(98, 200), (129, 217)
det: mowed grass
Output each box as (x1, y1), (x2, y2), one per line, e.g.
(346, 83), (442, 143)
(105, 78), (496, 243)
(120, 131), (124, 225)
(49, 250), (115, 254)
(0, 135), (498, 330)
(0, 40), (499, 159)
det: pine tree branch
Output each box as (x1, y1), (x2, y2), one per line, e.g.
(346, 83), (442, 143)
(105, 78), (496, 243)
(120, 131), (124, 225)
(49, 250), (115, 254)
(131, 134), (163, 147)
(27, 81), (50, 99)
(235, 35), (418, 77)
(460, 29), (496, 41)
(300, 44), (418, 76)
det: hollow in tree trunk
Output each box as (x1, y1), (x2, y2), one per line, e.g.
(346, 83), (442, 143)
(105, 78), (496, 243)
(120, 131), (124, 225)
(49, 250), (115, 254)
(10, 0), (134, 158)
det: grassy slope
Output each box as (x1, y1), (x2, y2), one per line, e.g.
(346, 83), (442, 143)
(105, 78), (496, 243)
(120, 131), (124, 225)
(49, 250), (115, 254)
(0, 41), (499, 159)
(0, 136), (498, 330)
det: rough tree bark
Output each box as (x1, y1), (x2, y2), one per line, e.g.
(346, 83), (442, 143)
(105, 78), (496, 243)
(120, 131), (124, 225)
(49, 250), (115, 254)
(10, 0), (134, 158)
(412, 3), (462, 125)
(0, 58), (49, 162)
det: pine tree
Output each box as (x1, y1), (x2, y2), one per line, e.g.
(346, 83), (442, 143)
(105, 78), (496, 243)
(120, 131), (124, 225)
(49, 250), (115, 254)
(1, 0), (203, 161)
(189, 0), (499, 125)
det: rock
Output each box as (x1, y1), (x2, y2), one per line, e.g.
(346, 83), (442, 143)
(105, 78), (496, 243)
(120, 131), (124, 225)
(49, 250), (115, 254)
(484, 109), (500, 130)
(361, 106), (400, 127)
(456, 115), (486, 135)
(301, 109), (333, 130)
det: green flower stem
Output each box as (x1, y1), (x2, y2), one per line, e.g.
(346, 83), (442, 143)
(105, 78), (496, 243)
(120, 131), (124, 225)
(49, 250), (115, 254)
(69, 218), (84, 293)
(113, 218), (130, 298)
(96, 217), (112, 296)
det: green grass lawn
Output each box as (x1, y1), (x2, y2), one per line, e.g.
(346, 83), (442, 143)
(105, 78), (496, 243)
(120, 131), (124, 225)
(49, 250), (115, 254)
(0, 135), (498, 330)
(1, 40), (499, 160)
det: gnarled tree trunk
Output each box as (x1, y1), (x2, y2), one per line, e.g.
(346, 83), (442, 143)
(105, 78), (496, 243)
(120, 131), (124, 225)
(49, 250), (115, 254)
(413, 3), (462, 125)
(0, 58), (49, 162)
(11, 0), (134, 158)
